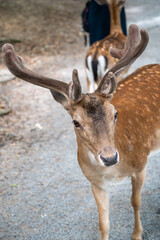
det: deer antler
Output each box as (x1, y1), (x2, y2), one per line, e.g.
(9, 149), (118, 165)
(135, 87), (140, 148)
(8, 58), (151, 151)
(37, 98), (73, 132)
(96, 24), (149, 95)
(2, 44), (82, 102)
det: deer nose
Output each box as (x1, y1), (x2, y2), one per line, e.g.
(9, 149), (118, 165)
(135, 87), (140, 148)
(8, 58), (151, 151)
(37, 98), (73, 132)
(100, 152), (118, 167)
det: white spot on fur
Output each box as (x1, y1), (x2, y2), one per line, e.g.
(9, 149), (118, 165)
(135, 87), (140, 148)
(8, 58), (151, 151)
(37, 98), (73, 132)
(86, 55), (95, 93)
(86, 55), (109, 92)
(97, 55), (109, 79)
(87, 149), (99, 166)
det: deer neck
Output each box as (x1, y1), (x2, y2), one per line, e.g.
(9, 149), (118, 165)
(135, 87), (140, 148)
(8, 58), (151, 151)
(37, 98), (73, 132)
(108, 3), (123, 34)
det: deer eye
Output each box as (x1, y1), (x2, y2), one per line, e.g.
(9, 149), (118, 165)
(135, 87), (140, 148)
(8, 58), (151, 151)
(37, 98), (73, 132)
(73, 120), (81, 128)
(114, 111), (118, 121)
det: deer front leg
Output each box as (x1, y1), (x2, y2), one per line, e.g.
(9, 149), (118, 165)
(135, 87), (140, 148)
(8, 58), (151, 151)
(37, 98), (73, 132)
(131, 168), (146, 240)
(92, 184), (109, 240)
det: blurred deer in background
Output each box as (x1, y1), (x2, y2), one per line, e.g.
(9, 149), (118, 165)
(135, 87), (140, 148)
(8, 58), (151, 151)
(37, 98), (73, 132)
(85, 0), (127, 92)
(2, 24), (160, 240)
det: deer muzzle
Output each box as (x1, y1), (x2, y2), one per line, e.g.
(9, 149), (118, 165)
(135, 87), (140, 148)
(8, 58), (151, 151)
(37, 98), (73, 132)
(98, 147), (119, 167)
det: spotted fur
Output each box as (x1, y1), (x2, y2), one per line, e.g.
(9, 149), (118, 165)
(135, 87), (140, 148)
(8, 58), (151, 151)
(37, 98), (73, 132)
(85, 0), (127, 93)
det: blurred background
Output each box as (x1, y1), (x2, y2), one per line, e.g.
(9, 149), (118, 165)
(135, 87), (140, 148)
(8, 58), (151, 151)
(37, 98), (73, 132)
(0, 0), (160, 239)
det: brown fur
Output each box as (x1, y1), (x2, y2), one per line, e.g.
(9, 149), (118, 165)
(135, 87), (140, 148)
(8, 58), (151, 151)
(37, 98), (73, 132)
(70, 64), (160, 240)
(86, 32), (126, 69)
(113, 64), (160, 169)
(2, 37), (159, 240)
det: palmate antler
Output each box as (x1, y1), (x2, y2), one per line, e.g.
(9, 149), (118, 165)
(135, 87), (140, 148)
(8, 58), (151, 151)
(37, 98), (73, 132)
(2, 44), (82, 108)
(2, 24), (149, 103)
(96, 24), (149, 95)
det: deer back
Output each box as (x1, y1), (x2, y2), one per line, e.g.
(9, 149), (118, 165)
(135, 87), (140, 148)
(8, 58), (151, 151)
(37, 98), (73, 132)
(112, 64), (160, 170)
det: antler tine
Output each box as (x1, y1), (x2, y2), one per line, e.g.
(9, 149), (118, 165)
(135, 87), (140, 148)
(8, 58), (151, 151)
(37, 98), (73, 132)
(69, 69), (82, 101)
(2, 43), (69, 98)
(96, 24), (149, 94)
(110, 24), (140, 60)
(109, 24), (149, 76)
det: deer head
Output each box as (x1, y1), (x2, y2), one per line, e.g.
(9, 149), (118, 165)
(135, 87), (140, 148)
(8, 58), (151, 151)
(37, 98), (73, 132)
(2, 24), (149, 167)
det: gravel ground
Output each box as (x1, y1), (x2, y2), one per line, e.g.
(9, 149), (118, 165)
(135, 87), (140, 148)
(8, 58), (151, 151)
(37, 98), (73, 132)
(0, 0), (160, 240)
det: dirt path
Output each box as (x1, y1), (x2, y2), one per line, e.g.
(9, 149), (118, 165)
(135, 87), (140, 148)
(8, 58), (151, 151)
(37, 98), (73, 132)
(0, 0), (86, 57)
(0, 0), (160, 240)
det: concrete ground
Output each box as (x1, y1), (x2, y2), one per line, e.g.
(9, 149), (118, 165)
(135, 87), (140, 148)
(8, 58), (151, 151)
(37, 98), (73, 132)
(0, 0), (160, 239)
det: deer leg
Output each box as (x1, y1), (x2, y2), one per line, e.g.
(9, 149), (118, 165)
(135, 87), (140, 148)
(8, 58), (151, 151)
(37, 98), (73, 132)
(86, 77), (91, 93)
(131, 168), (146, 240)
(92, 184), (109, 240)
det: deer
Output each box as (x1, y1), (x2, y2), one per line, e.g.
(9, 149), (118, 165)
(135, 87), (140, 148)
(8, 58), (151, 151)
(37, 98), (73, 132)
(2, 24), (160, 240)
(85, 0), (127, 93)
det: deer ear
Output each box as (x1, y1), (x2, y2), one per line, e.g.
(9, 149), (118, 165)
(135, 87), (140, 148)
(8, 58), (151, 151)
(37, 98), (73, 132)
(96, 72), (117, 96)
(50, 90), (70, 110)
(50, 69), (82, 110)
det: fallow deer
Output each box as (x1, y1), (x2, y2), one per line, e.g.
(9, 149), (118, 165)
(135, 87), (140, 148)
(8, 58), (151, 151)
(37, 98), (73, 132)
(85, 0), (127, 92)
(2, 24), (160, 240)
